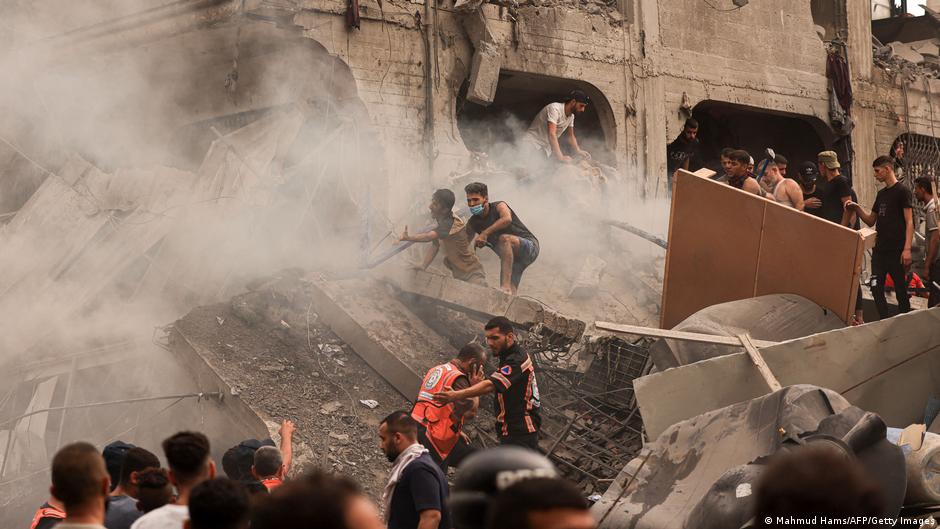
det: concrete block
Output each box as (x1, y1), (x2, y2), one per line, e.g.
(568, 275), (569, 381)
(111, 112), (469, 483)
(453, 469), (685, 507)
(382, 268), (586, 341)
(467, 41), (501, 106)
(910, 39), (940, 57)
(567, 255), (607, 300)
(889, 41), (926, 64)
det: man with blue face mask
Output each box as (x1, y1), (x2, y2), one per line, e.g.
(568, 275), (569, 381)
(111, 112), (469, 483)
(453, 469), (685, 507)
(464, 182), (539, 295)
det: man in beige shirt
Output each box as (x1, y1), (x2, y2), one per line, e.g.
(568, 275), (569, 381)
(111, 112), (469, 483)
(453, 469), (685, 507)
(400, 189), (486, 285)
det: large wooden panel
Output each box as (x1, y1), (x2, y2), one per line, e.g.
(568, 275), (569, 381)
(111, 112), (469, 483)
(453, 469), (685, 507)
(661, 171), (764, 329)
(757, 204), (864, 320)
(661, 170), (864, 328)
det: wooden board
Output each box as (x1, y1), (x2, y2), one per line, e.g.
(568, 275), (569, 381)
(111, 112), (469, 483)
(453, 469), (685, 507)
(661, 170), (865, 328)
(636, 307), (940, 438)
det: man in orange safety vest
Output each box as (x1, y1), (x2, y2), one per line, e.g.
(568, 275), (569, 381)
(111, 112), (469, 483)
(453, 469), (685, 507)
(411, 343), (486, 471)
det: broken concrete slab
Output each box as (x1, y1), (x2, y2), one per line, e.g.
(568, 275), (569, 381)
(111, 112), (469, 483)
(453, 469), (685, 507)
(304, 274), (455, 399)
(567, 255), (607, 300)
(634, 308), (940, 439)
(889, 41), (926, 64)
(467, 41), (501, 106)
(647, 294), (845, 371)
(382, 268), (586, 342)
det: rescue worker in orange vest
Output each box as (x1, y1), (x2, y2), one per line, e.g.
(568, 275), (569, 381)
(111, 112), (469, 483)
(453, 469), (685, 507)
(30, 496), (65, 529)
(412, 342), (487, 472)
(251, 446), (287, 491)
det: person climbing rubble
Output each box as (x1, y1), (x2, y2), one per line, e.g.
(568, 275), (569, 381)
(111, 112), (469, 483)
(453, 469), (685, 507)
(400, 189), (486, 285)
(464, 182), (539, 295)
(434, 317), (541, 451)
(411, 342), (487, 472)
(521, 90), (592, 173)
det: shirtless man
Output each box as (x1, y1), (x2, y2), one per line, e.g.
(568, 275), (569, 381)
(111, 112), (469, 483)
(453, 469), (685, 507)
(726, 150), (766, 197)
(760, 159), (804, 210)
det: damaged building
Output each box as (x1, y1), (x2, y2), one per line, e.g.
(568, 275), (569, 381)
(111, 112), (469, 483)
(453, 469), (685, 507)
(3, 0), (940, 527)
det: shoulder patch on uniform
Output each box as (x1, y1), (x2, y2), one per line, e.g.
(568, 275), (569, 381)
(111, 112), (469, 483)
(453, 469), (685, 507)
(500, 365), (512, 376)
(424, 367), (443, 389)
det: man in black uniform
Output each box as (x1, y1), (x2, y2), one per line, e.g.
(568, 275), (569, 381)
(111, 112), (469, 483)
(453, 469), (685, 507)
(815, 151), (854, 226)
(434, 316), (541, 451)
(666, 118), (700, 193)
(464, 182), (539, 295)
(845, 155), (914, 319)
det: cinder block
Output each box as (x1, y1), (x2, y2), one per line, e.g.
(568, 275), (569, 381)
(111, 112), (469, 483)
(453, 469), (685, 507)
(467, 41), (501, 106)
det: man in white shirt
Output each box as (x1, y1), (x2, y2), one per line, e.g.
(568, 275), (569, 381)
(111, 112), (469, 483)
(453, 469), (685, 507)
(131, 432), (216, 529)
(521, 90), (592, 172)
(49, 442), (111, 529)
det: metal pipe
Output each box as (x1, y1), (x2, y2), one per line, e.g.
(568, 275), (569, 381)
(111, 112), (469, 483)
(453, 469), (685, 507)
(0, 392), (222, 429)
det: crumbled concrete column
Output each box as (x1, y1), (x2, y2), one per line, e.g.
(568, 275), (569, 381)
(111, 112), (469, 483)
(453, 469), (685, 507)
(467, 41), (501, 106)
(568, 255), (607, 300)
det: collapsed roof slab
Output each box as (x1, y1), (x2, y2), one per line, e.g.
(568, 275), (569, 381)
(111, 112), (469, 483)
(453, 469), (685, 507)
(381, 268), (586, 342)
(635, 307), (940, 439)
(303, 274), (457, 399)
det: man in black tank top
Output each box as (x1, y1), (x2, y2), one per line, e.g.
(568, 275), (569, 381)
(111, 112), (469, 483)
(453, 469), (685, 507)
(463, 182), (539, 295)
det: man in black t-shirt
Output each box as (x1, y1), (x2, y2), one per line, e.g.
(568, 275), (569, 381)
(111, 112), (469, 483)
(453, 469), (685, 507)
(815, 151), (854, 226)
(846, 156), (914, 319)
(434, 317), (541, 450)
(464, 182), (539, 295)
(667, 118), (700, 192)
(379, 412), (452, 529)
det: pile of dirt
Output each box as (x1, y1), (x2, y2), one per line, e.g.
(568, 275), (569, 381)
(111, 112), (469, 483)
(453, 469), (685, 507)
(173, 295), (410, 498)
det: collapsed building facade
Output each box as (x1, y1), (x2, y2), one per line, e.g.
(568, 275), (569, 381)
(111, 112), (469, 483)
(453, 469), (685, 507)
(5, 1), (940, 213)
(4, 0), (940, 526)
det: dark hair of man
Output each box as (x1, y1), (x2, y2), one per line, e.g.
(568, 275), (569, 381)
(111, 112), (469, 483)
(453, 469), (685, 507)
(684, 118), (698, 130)
(729, 150), (751, 165)
(162, 431), (210, 483)
(433, 188), (456, 211)
(774, 154), (789, 165)
(464, 182), (488, 197)
(381, 410), (418, 438)
(52, 442), (107, 510)
(189, 478), (250, 529)
(484, 316), (514, 335)
(250, 470), (361, 529)
(754, 445), (884, 527)
(136, 468), (173, 513)
(872, 155), (895, 168)
(720, 147), (736, 158)
(253, 446), (283, 478)
(221, 447), (245, 480)
(915, 176), (934, 193)
(119, 447), (160, 487)
(486, 477), (588, 529)
(457, 342), (486, 363)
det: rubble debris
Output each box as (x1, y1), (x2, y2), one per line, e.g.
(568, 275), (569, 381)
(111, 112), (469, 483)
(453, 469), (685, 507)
(567, 255), (607, 300)
(359, 399), (379, 409)
(634, 308), (940, 439)
(383, 268), (586, 342)
(592, 385), (906, 528)
(645, 294), (844, 371)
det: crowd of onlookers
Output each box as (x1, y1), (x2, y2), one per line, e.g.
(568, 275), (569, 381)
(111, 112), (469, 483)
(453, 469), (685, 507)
(28, 410), (600, 529)
(668, 118), (940, 320)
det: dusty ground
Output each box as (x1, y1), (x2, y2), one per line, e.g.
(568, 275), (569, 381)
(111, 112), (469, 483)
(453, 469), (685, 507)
(173, 296), (410, 498)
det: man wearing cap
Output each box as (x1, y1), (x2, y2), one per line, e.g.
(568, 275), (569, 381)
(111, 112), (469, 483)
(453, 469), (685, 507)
(522, 91), (592, 168)
(796, 162), (823, 213)
(816, 151), (854, 227)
